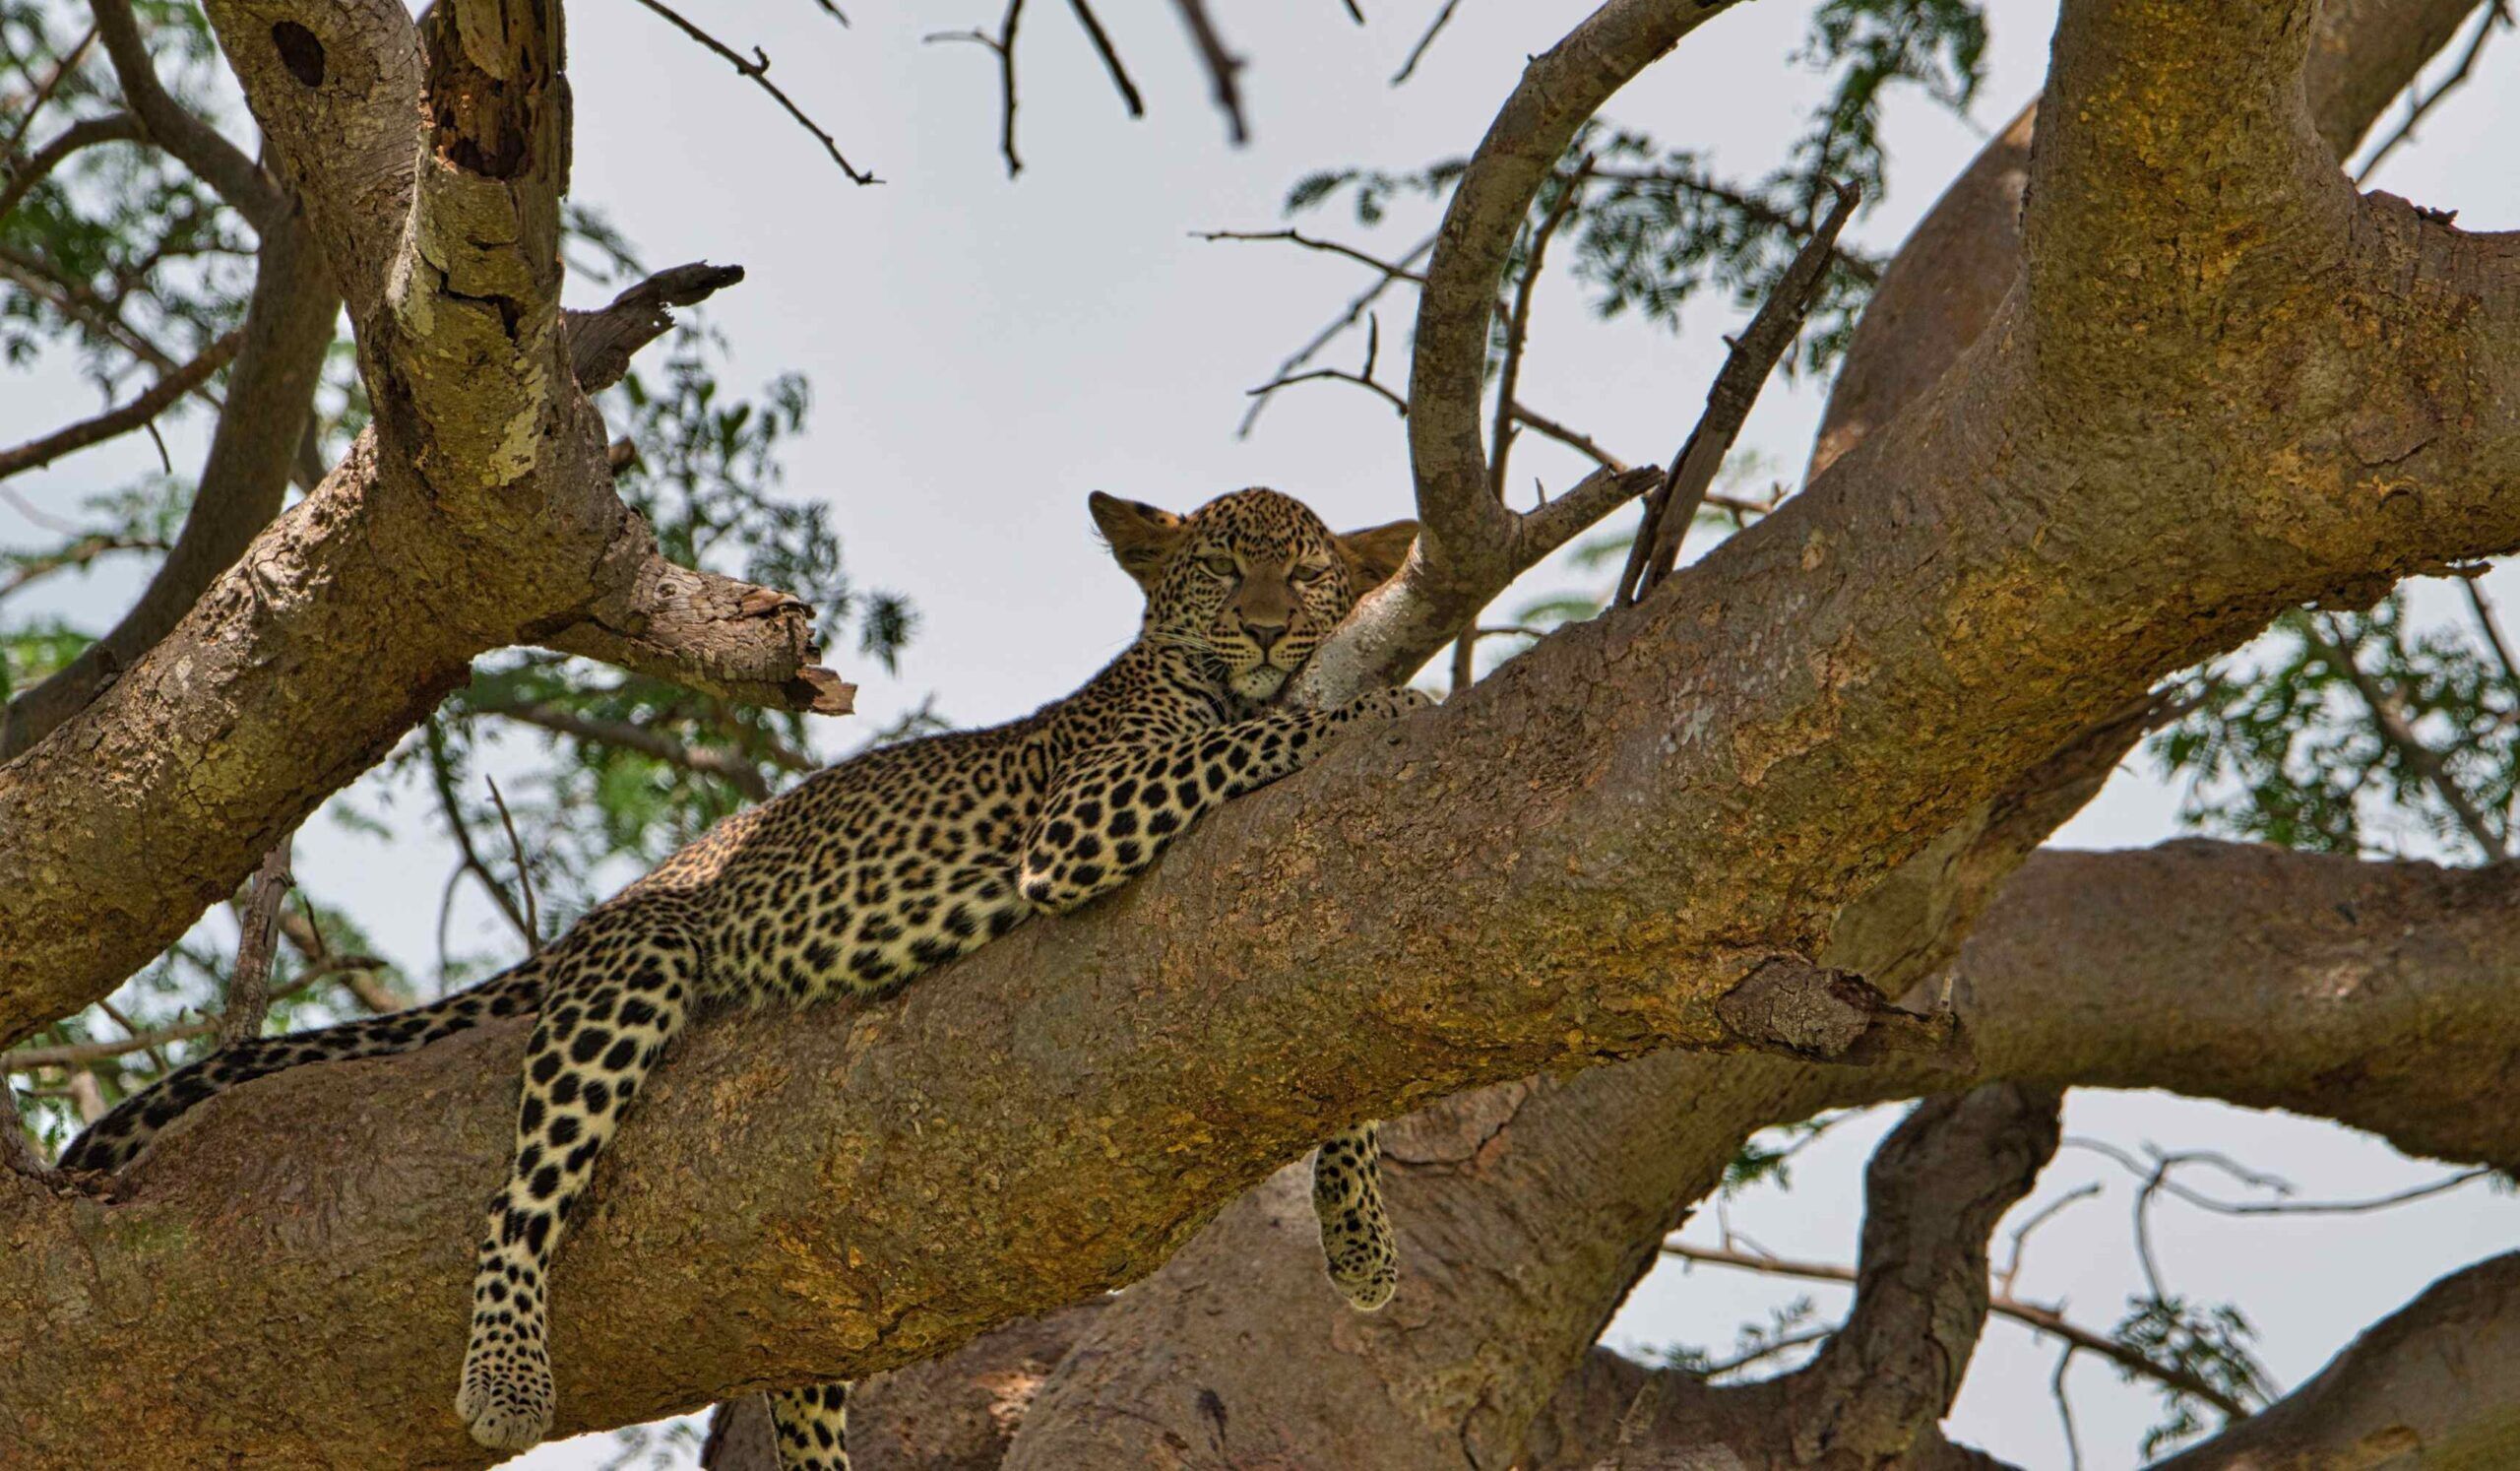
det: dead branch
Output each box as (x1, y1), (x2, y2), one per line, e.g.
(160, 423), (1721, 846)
(0, 111), (144, 224)
(0, 329), (238, 483)
(217, 835), (294, 1049)
(562, 262), (748, 394)
(1066, 0), (1144, 117)
(626, 0), (877, 183)
(1615, 179), (1858, 608)
(1168, 0), (1247, 144)
(927, 1), (1027, 178)
(2354, 0), (2512, 182)
(1391, 0), (1465, 85)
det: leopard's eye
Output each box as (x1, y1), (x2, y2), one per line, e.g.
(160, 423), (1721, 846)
(1201, 553), (1238, 578)
(1292, 562), (1334, 583)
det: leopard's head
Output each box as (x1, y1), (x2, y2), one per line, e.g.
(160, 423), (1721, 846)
(1091, 487), (1418, 702)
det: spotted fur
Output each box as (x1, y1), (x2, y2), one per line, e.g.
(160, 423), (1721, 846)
(63, 487), (1424, 1466)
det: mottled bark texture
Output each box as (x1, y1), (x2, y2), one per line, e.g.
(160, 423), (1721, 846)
(10, 0), (2520, 1467)
(977, 4), (2504, 1467)
(0, 0), (848, 1047)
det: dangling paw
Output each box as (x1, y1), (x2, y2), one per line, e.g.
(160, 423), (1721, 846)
(457, 1339), (555, 1451)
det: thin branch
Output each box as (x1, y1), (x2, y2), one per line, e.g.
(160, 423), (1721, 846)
(1168, 0), (1248, 144)
(1066, 0), (1144, 117)
(485, 700), (775, 800)
(2051, 1345), (2083, 1471)
(1391, 0), (1465, 86)
(218, 835), (294, 1050)
(0, 111), (141, 224)
(1245, 365), (1408, 416)
(2464, 577), (2520, 690)
(1618, 179), (1858, 607)
(2065, 1136), (2494, 1218)
(0, 532), (169, 603)
(2302, 614), (2508, 859)
(0, 23), (95, 165)
(2354, 0), (2512, 184)
(0, 329), (238, 483)
(1999, 1183), (2102, 1298)
(1458, 162), (1587, 691)
(927, 0), (1027, 178)
(1661, 1241), (2250, 1417)
(627, 0), (878, 183)
(482, 778), (540, 951)
(1195, 228), (1430, 285)
(423, 725), (540, 955)
(90, 0), (283, 227)
(0, 243), (205, 392)
(1235, 231), (1435, 438)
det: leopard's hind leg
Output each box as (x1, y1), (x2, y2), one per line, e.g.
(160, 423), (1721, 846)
(456, 896), (704, 1452)
(767, 1381), (852, 1470)
(1313, 1121), (1397, 1310)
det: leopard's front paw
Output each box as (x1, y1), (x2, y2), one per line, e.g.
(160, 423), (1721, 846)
(1339, 686), (1437, 724)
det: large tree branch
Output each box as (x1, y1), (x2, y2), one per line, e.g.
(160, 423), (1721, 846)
(92, 0), (286, 229)
(2151, 1250), (2520, 1469)
(10, 2), (2520, 1463)
(1812, 0), (2485, 479)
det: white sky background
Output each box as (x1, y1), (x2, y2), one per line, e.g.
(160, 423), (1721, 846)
(9, 1), (2520, 1467)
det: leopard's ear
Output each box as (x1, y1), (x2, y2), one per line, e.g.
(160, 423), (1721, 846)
(1336, 518), (1419, 589)
(1090, 492), (1187, 593)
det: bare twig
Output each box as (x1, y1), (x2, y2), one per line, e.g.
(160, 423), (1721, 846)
(627, 0), (878, 183)
(0, 532), (169, 603)
(1458, 162), (1587, 690)
(486, 700), (776, 800)
(1245, 365), (1407, 416)
(1235, 231), (1435, 437)
(2065, 1135), (2494, 1219)
(1168, 0), (1248, 144)
(1661, 1240), (2249, 1416)
(0, 111), (142, 224)
(2464, 577), (2520, 691)
(423, 725), (540, 954)
(1391, 0), (1465, 86)
(1999, 1183), (2102, 1297)
(0, 329), (237, 483)
(0, 23), (95, 165)
(1067, 0), (1144, 117)
(2355, 1), (2512, 184)
(1618, 180), (1858, 607)
(1195, 228), (1430, 285)
(927, 0), (1027, 178)
(219, 835), (295, 1049)
(2051, 1345), (2083, 1471)
(482, 778), (540, 951)
(2303, 615), (2508, 859)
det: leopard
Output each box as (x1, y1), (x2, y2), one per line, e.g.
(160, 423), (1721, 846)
(62, 486), (1429, 1469)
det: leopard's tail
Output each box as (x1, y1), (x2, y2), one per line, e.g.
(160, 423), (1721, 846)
(58, 961), (546, 1174)
(1313, 1121), (1398, 1311)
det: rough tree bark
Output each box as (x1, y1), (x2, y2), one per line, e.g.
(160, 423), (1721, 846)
(0, 0), (850, 1046)
(955, 5), (2506, 1467)
(7, 0), (2520, 1465)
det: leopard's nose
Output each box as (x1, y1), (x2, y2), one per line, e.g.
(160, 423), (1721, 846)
(1243, 618), (1287, 654)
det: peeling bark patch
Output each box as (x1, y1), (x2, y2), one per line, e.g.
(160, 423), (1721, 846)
(271, 23), (325, 88)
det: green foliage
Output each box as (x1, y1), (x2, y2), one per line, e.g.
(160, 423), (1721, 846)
(2153, 593), (2520, 861)
(1282, 0), (1985, 378)
(2110, 1294), (2274, 1458)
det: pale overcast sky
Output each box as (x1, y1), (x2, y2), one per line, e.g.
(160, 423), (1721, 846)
(10, 2), (2520, 1467)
